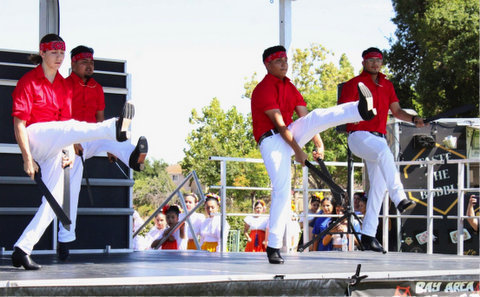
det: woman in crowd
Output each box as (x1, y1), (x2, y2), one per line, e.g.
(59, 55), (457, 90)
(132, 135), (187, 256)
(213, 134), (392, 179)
(312, 196), (335, 251)
(151, 205), (186, 250)
(145, 212), (167, 248)
(244, 200), (269, 252)
(179, 193), (205, 250)
(199, 193), (229, 252)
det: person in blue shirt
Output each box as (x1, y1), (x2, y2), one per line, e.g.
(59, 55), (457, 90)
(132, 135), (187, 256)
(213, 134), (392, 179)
(312, 196), (335, 251)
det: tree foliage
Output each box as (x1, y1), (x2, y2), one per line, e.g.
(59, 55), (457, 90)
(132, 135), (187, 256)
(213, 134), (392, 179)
(181, 98), (270, 211)
(133, 158), (176, 217)
(386, 0), (479, 117)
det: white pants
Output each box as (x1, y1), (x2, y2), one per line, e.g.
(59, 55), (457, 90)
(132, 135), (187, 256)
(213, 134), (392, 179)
(15, 119), (120, 254)
(57, 139), (135, 243)
(260, 102), (362, 249)
(348, 131), (407, 237)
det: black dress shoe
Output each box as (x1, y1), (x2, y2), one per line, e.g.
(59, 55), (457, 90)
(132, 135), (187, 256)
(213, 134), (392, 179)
(116, 102), (135, 142)
(397, 199), (416, 214)
(266, 246), (284, 264)
(129, 136), (148, 171)
(360, 235), (384, 253)
(12, 247), (41, 270)
(357, 82), (377, 121)
(57, 241), (71, 261)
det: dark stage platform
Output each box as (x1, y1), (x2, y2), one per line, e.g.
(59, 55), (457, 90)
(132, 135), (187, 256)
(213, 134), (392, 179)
(0, 251), (479, 296)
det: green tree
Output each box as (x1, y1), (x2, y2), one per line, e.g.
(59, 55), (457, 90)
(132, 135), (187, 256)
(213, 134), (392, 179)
(133, 158), (176, 217)
(181, 98), (270, 211)
(387, 0), (479, 117)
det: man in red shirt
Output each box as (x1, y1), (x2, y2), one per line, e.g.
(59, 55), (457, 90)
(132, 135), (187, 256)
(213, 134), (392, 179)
(251, 45), (377, 264)
(55, 46), (148, 261)
(338, 47), (425, 252)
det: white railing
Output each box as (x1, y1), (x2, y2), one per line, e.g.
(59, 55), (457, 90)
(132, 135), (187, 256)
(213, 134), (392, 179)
(209, 156), (479, 255)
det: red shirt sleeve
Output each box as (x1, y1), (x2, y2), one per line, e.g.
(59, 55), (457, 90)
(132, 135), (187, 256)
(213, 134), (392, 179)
(12, 77), (33, 122)
(252, 82), (280, 113)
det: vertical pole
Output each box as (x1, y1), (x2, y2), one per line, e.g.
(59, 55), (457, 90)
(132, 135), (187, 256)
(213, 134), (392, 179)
(382, 191), (389, 252)
(220, 160), (227, 253)
(426, 163), (434, 254)
(302, 165), (309, 250)
(457, 163), (465, 256)
(279, 0), (292, 51)
(39, 0), (59, 39)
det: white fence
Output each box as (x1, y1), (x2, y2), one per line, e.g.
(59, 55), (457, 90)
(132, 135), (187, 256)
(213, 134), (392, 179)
(209, 156), (479, 256)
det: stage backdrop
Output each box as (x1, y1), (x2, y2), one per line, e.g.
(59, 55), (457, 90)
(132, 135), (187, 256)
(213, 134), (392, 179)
(0, 49), (134, 253)
(386, 119), (479, 255)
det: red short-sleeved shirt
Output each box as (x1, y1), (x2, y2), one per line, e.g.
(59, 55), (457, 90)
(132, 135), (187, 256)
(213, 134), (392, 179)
(66, 72), (105, 123)
(338, 71), (399, 134)
(251, 73), (306, 143)
(12, 65), (72, 127)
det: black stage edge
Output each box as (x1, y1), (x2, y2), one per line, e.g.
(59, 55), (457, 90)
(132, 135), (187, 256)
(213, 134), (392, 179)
(0, 251), (478, 296)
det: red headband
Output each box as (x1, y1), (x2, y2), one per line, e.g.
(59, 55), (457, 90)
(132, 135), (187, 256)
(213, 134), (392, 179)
(72, 52), (93, 62)
(264, 51), (287, 63)
(363, 52), (383, 61)
(40, 41), (65, 52)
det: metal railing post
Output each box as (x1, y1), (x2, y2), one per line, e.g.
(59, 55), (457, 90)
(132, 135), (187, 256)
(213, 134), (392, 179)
(426, 163), (434, 254)
(220, 160), (227, 253)
(302, 165), (310, 250)
(457, 163), (465, 256)
(382, 191), (390, 251)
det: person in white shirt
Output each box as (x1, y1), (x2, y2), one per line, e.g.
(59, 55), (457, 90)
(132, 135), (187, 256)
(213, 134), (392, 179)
(145, 213), (167, 248)
(244, 200), (269, 252)
(199, 193), (230, 252)
(179, 193), (205, 250)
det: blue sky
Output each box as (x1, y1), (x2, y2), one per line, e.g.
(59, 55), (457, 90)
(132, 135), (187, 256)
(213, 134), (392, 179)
(0, 0), (397, 164)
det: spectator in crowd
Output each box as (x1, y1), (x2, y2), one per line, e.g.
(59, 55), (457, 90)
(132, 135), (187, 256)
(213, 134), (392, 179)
(179, 193), (205, 250)
(298, 193), (322, 250)
(244, 200), (269, 252)
(312, 196), (335, 251)
(466, 195), (478, 232)
(151, 205), (186, 250)
(353, 192), (365, 214)
(132, 210), (148, 251)
(145, 213), (167, 248)
(357, 194), (367, 216)
(322, 204), (361, 251)
(200, 193), (230, 252)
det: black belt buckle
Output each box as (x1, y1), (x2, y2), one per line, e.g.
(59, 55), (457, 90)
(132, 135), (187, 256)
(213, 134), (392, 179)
(370, 131), (386, 138)
(258, 129), (279, 146)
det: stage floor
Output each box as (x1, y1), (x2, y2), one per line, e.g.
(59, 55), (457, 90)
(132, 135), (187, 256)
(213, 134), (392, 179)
(1, 250), (479, 296)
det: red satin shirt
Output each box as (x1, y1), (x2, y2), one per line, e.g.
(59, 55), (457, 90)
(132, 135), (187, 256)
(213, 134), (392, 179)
(251, 73), (306, 143)
(66, 72), (105, 123)
(12, 65), (72, 127)
(338, 71), (399, 135)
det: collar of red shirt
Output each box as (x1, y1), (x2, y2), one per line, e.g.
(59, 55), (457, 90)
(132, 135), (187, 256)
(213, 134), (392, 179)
(360, 70), (387, 83)
(70, 71), (97, 87)
(33, 64), (61, 82)
(265, 72), (291, 84)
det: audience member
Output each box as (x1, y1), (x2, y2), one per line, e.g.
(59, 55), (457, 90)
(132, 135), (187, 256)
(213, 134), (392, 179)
(151, 205), (186, 250)
(179, 193), (205, 250)
(322, 204), (361, 251)
(244, 200), (269, 252)
(312, 196), (335, 251)
(467, 195), (479, 232)
(298, 193), (322, 250)
(145, 213), (167, 248)
(132, 210), (149, 251)
(200, 193), (230, 252)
